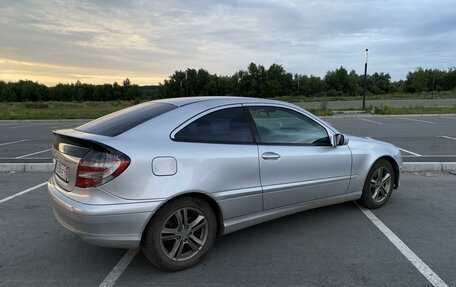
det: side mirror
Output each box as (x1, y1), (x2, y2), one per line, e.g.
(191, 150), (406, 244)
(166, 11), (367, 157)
(332, 134), (349, 147)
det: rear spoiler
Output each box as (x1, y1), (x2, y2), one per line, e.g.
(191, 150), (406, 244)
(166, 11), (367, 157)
(53, 129), (117, 156)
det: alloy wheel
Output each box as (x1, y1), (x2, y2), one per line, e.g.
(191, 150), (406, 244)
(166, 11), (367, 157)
(159, 207), (208, 261)
(369, 167), (392, 202)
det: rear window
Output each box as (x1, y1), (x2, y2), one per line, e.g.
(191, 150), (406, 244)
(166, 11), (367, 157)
(76, 102), (177, 136)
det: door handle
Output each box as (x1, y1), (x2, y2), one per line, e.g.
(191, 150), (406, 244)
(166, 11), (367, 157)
(261, 152), (281, 160)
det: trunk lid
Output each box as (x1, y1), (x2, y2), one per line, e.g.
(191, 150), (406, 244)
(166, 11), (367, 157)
(52, 129), (113, 191)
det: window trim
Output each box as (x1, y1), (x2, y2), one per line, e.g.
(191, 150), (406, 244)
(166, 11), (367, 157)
(244, 104), (332, 147)
(170, 104), (256, 145)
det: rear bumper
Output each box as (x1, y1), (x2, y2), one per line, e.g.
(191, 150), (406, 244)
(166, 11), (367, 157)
(47, 177), (163, 248)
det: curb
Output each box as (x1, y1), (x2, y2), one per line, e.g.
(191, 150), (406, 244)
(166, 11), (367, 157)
(403, 162), (456, 172)
(1, 162), (455, 173)
(0, 163), (54, 172)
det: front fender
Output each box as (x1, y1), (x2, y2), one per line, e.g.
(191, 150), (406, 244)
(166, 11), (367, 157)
(347, 136), (402, 194)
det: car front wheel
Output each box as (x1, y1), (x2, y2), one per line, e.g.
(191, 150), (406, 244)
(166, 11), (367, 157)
(142, 196), (217, 271)
(359, 159), (395, 209)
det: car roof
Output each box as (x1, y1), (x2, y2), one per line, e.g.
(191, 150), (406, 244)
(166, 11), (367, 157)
(156, 96), (284, 107)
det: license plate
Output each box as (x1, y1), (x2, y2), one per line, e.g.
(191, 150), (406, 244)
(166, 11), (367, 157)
(55, 161), (69, 183)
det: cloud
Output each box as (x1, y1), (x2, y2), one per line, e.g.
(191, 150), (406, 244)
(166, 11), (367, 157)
(0, 58), (167, 85)
(0, 0), (454, 85)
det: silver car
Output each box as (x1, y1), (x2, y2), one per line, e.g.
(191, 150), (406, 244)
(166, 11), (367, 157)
(48, 96), (402, 271)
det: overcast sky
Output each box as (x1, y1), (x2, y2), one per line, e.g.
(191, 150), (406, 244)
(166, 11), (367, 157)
(0, 0), (455, 86)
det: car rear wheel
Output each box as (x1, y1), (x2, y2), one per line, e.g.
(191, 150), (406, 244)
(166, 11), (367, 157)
(142, 196), (217, 271)
(358, 159), (395, 209)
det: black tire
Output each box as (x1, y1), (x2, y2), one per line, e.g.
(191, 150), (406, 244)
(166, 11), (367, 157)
(358, 159), (395, 209)
(142, 196), (217, 271)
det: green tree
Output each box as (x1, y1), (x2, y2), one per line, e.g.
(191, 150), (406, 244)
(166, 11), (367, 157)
(0, 81), (18, 101)
(447, 67), (456, 90)
(245, 62), (267, 97)
(265, 64), (293, 97)
(367, 72), (391, 94)
(0, 81), (6, 101)
(294, 74), (311, 96)
(308, 75), (324, 97)
(112, 82), (122, 100)
(126, 84), (140, 100)
(123, 78), (131, 89)
(324, 66), (358, 96)
(423, 69), (448, 91)
(405, 67), (426, 93)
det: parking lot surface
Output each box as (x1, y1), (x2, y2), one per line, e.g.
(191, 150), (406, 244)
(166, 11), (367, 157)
(0, 171), (454, 286)
(324, 115), (456, 162)
(0, 114), (455, 163)
(0, 120), (87, 162)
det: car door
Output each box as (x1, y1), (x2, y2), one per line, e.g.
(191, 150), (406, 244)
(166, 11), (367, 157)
(171, 105), (262, 219)
(245, 105), (352, 210)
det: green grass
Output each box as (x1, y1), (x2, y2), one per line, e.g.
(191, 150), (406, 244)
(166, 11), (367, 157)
(0, 99), (455, 120)
(274, 90), (456, 103)
(365, 104), (456, 115)
(0, 101), (135, 120)
(307, 105), (456, 116)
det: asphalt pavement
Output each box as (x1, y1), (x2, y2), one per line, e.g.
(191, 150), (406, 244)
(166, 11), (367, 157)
(0, 114), (455, 163)
(0, 120), (87, 162)
(0, 171), (454, 286)
(322, 115), (456, 162)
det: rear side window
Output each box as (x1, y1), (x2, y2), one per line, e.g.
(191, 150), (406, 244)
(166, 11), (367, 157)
(174, 107), (253, 144)
(76, 102), (176, 137)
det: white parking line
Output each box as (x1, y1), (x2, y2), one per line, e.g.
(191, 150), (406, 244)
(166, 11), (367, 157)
(397, 148), (422, 157)
(437, 136), (456, 141)
(99, 248), (139, 287)
(365, 137), (422, 157)
(0, 139), (28, 146)
(15, 149), (52, 159)
(51, 123), (80, 129)
(357, 118), (383, 125)
(7, 122), (59, 129)
(441, 116), (456, 120)
(398, 117), (435, 124)
(0, 182), (47, 204)
(357, 204), (448, 287)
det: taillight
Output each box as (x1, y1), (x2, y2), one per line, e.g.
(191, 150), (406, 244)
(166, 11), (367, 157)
(75, 149), (130, 188)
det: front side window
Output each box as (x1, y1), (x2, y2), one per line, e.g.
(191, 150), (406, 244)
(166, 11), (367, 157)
(247, 106), (330, 145)
(174, 107), (253, 144)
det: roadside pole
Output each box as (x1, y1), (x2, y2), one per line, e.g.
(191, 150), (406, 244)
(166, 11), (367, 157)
(185, 70), (189, 97)
(362, 49), (368, 110)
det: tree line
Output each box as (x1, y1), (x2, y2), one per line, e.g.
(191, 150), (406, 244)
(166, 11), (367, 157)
(1, 64), (455, 102)
(0, 79), (148, 102)
(159, 64), (456, 98)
